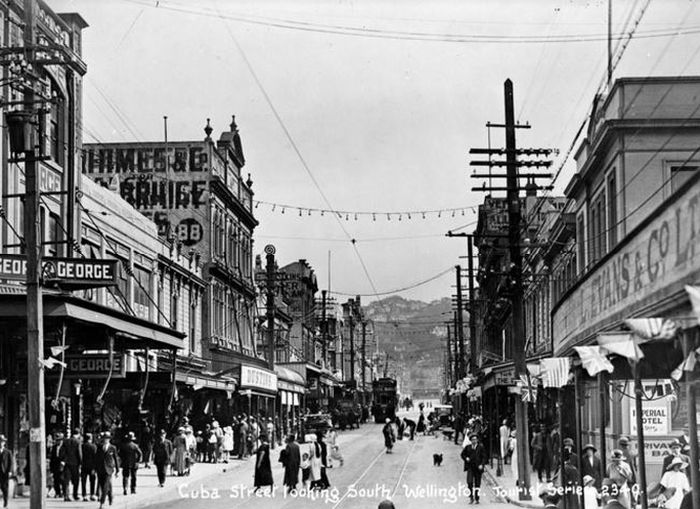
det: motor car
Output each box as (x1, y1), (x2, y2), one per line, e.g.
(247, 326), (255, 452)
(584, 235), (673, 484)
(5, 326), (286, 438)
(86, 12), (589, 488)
(302, 413), (333, 437)
(337, 401), (360, 429)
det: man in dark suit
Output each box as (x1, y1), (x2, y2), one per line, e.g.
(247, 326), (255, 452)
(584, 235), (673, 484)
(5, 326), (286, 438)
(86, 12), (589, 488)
(581, 443), (602, 489)
(49, 432), (65, 498)
(662, 440), (691, 480)
(81, 433), (98, 501)
(152, 429), (173, 487)
(119, 432), (142, 495)
(282, 434), (301, 493)
(95, 432), (120, 509)
(461, 433), (487, 504)
(60, 427), (82, 501)
(0, 435), (13, 508)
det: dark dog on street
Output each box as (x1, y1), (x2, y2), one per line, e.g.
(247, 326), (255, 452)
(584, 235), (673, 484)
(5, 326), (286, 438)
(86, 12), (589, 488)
(433, 453), (443, 466)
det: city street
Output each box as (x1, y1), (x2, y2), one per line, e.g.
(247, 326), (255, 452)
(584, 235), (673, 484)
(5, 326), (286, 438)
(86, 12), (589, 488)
(147, 411), (501, 509)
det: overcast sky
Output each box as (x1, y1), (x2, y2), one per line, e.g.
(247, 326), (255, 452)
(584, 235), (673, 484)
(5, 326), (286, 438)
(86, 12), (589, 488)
(51, 0), (700, 303)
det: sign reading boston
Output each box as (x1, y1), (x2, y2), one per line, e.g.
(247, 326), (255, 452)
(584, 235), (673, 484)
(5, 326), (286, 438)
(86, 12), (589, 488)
(553, 180), (700, 353)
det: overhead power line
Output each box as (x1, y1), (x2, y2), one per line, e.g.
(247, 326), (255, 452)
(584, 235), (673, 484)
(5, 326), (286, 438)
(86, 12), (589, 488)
(124, 0), (700, 44)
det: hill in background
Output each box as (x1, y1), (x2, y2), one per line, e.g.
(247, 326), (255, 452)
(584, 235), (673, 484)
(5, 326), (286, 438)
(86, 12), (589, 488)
(362, 295), (450, 398)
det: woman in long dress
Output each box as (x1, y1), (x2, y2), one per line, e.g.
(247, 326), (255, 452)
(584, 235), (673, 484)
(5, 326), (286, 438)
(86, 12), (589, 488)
(253, 438), (274, 493)
(509, 431), (518, 484)
(660, 457), (690, 509)
(416, 413), (426, 435)
(382, 418), (395, 454)
(173, 427), (188, 476)
(311, 432), (330, 490)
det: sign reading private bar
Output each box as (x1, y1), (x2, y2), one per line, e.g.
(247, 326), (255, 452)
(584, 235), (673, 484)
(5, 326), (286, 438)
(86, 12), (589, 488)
(240, 366), (277, 392)
(0, 255), (117, 289)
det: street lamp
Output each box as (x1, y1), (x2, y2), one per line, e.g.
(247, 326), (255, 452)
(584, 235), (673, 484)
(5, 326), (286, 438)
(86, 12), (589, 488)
(5, 110), (34, 154)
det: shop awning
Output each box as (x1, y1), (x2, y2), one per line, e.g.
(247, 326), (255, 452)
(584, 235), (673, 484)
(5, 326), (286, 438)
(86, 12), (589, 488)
(319, 369), (339, 386)
(0, 293), (185, 349)
(176, 372), (236, 392)
(275, 365), (306, 393)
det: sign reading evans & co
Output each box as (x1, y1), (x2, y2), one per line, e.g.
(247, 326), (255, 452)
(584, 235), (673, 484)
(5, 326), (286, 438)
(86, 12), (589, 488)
(240, 366), (277, 392)
(553, 177), (700, 353)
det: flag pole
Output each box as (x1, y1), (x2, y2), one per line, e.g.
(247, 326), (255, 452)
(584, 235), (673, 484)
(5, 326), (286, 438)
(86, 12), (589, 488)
(633, 360), (649, 509)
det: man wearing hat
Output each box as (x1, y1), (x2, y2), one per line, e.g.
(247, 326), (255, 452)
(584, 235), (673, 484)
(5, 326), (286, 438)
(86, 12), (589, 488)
(81, 432), (97, 501)
(152, 429), (173, 488)
(580, 443), (602, 489)
(95, 432), (119, 509)
(539, 486), (561, 509)
(118, 432), (142, 495)
(663, 440), (691, 480)
(48, 432), (65, 498)
(0, 435), (13, 508)
(60, 427), (82, 501)
(461, 433), (486, 504)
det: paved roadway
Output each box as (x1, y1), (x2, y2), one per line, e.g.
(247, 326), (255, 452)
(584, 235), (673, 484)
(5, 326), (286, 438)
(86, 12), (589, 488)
(149, 409), (506, 509)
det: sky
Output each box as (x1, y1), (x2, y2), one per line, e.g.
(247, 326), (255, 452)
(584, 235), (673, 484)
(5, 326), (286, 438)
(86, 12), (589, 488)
(50, 0), (700, 303)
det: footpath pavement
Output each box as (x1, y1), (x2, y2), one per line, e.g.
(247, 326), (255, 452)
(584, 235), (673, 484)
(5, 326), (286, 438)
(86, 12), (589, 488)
(9, 457), (248, 509)
(482, 461), (555, 509)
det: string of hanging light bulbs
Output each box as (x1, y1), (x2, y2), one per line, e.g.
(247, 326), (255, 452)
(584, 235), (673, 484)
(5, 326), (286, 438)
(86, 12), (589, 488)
(253, 200), (479, 221)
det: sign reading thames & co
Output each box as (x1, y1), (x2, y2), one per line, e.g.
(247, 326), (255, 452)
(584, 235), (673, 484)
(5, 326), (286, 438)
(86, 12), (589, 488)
(552, 175), (700, 354)
(0, 255), (118, 289)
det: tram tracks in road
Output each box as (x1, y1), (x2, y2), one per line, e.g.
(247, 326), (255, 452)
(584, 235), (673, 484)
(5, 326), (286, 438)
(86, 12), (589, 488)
(331, 437), (420, 509)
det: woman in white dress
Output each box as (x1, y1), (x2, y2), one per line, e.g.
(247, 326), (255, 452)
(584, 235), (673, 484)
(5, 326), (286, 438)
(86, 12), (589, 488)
(660, 456), (690, 509)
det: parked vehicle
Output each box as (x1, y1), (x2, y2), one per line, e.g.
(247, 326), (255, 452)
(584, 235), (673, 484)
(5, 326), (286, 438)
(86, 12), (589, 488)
(302, 413), (333, 437)
(337, 401), (360, 430)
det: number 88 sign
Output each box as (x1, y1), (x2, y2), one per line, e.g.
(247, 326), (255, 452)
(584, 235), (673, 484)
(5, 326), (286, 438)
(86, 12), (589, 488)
(176, 218), (203, 246)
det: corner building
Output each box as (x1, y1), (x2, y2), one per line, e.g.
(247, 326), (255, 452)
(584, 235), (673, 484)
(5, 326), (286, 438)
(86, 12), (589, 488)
(82, 118), (272, 423)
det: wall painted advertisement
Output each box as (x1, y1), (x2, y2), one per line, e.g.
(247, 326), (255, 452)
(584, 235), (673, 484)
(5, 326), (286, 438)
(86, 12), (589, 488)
(82, 142), (215, 248)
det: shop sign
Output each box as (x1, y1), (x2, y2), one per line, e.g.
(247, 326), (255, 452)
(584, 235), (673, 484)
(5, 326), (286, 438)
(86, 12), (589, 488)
(0, 254), (118, 288)
(642, 439), (678, 464)
(278, 380), (304, 393)
(494, 367), (516, 386)
(65, 354), (126, 378)
(240, 366), (277, 392)
(630, 399), (670, 436)
(553, 177), (700, 353)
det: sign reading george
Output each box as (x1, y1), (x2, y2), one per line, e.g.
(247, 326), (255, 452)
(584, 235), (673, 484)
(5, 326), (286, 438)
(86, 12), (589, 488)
(0, 255), (118, 289)
(65, 354), (126, 379)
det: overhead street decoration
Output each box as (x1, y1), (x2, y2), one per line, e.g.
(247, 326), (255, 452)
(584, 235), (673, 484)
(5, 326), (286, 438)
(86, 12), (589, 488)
(0, 254), (118, 289)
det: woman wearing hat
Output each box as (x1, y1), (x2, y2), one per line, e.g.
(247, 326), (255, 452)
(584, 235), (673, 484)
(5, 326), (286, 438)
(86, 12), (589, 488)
(660, 456), (690, 509)
(582, 475), (599, 509)
(606, 449), (633, 509)
(382, 418), (395, 454)
(581, 443), (602, 489)
(172, 428), (188, 476)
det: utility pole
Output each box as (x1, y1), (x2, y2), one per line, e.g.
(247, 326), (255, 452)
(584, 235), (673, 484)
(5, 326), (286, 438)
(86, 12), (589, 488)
(321, 290), (327, 368)
(446, 324), (453, 387)
(467, 236), (477, 374)
(455, 266), (465, 380)
(361, 320), (367, 405)
(453, 311), (460, 382)
(349, 300), (355, 383)
(23, 0), (46, 507)
(466, 80), (554, 501)
(504, 79), (530, 501)
(264, 245), (276, 369)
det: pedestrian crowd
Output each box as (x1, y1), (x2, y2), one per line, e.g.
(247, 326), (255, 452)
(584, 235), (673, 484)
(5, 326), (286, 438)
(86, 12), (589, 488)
(443, 410), (696, 509)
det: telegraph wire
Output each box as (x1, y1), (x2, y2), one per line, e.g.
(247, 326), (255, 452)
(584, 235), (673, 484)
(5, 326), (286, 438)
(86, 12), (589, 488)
(124, 0), (700, 44)
(330, 266), (453, 297)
